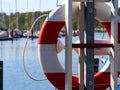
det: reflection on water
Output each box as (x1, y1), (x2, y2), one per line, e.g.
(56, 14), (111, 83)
(0, 32), (113, 90)
(1, 38), (54, 90)
(0, 39), (38, 60)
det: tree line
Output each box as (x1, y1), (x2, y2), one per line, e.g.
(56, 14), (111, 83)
(0, 11), (50, 31)
(0, 11), (103, 31)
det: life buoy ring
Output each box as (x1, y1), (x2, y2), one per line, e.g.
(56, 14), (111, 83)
(38, 2), (120, 90)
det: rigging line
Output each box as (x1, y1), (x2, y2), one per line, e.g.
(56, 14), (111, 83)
(23, 14), (48, 81)
(56, 0), (59, 7)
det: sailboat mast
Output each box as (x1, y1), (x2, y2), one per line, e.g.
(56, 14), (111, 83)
(39, 0), (41, 30)
(1, 0), (6, 28)
(9, 1), (11, 28)
(32, 8), (34, 25)
(1, 0), (3, 28)
(26, 0), (28, 30)
(0, 0), (2, 28)
(15, 0), (18, 29)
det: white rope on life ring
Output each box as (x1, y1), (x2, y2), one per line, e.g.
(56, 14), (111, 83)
(22, 14), (65, 82)
(22, 14), (48, 81)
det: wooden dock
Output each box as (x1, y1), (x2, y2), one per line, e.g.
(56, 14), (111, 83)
(0, 37), (13, 41)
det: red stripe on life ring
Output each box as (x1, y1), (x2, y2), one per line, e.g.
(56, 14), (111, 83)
(102, 22), (120, 44)
(45, 72), (120, 90)
(101, 22), (111, 38)
(94, 72), (120, 90)
(38, 21), (65, 44)
(94, 72), (110, 90)
(45, 73), (79, 90)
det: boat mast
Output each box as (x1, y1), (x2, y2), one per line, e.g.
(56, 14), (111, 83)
(31, 7), (34, 38)
(9, 1), (11, 28)
(39, 0), (41, 30)
(1, 0), (3, 27)
(1, 0), (5, 28)
(26, 0), (28, 30)
(31, 8), (34, 28)
(15, 0), (18, 29)
(0, 0), (2, 28)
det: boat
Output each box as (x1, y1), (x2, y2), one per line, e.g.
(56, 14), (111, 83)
(0, 30), (8, 38)
(13, 28), (22, 38)
(0, 30), (13, 41)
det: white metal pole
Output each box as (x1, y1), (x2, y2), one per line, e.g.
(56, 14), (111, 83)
(111, 0), (118, 90)
(65, 0), (72, 90)
(79, 2), (85, 90)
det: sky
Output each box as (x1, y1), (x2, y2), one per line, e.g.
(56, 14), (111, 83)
(1, 0), (64, 15)
(0, 0), (120, 15)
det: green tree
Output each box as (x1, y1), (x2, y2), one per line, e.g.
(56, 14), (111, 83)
(94, 19), (103, 28)
(3, 11), (103, 31)
(72, 18), (78, 30)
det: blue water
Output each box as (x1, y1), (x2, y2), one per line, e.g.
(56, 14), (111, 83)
(1, 38), (54, 90)
(118, 85), (120, 89)
(0, 32), (119, 90)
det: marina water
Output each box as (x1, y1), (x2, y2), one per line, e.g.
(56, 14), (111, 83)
(0, 32), (119, 90)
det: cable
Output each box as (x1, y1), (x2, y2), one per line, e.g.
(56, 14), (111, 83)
(56, 0), (59, 7)
(22, 14), (48, 81)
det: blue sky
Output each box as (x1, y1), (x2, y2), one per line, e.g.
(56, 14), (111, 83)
(0, 0), (120, 15)
(1, 0), (64, 15)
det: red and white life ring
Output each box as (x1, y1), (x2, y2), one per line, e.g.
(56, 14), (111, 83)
(38, 2), (120, 90)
